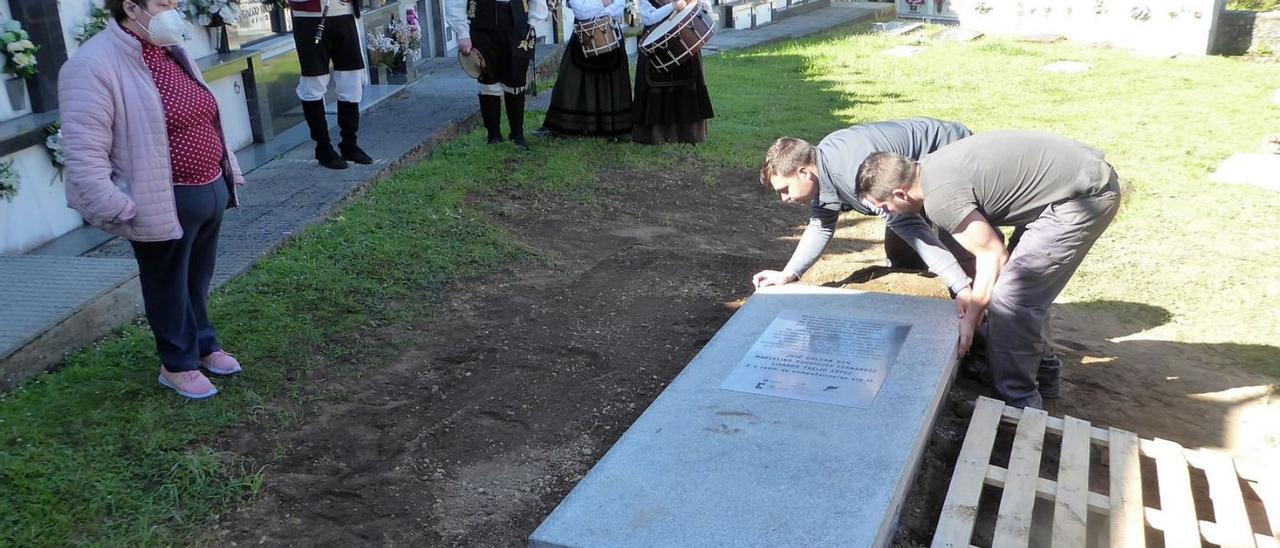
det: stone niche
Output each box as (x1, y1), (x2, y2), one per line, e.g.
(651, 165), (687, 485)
(1215, 9), (1280, 55)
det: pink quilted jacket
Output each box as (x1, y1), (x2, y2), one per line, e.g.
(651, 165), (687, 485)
(59, 20), (244, 242)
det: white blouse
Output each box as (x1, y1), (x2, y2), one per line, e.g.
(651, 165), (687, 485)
(569, 0), (626, 21)
(446, 0), (550, 40)
(639, 0), (709, 26)
(638, 0), (674, 26)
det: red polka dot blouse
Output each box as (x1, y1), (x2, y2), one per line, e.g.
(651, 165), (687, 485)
(127, 27), (226, 186)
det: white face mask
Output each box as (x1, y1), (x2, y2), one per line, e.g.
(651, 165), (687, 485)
(130, 4), (188, 46)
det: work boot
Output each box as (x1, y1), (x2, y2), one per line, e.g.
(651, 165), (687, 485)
(504, 92), (529, 150)
(337, 101), (373, 165)
(1037, 356), (1063, 400)
(479, 94), (504, 144)
(302, 100), (347, 170)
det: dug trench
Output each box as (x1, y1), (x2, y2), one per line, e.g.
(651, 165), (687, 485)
(211, 162), (1278, 546)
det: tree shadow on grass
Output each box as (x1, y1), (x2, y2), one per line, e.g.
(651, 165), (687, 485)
(1047, 300), (1279, 454)
(946, 299), (1280, 454)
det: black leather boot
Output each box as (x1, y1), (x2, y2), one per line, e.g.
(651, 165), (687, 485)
(302, 100), (347, 170)
(337, 101), (373, 165)
(479, 94), (503, 144)
(504, 92), (528, 150)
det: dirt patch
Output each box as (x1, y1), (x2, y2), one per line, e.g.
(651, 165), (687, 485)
(212, 164), (1278, 547)
(212, 165), (806, 546)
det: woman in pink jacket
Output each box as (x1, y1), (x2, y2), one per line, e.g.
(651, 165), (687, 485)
(60, 0), (247, 400)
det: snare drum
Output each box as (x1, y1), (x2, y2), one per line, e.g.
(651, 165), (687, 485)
(574, 16), (622, 57)
(639, 2), (715, 72)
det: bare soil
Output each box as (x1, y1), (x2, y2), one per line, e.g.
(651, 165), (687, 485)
(212, 164), (1278, 547)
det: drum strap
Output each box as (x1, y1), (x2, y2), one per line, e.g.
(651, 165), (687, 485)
(570, 33), (625, 71)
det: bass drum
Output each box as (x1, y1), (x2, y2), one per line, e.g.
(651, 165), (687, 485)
(638, 2), (715, 72)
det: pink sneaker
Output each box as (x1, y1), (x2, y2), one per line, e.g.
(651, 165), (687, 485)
(158, 368), (218, 400)
(200, 351), (242, 376)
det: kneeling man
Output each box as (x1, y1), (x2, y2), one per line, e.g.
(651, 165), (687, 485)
(754, 118), (975, 295)
(856, 131), (1121, 409)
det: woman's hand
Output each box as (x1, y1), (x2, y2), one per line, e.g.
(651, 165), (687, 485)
(118, 198), (138, 223)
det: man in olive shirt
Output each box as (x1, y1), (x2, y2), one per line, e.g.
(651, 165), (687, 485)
(856, 131), (1122, 409)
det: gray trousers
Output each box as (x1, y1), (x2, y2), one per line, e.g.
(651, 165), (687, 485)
(985, 171), (1121, 408)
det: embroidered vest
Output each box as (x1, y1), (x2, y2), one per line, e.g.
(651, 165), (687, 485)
(468, 0), (530, 31)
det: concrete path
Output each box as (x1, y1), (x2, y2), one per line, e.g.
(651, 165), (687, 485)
(0, 1), (885, 391)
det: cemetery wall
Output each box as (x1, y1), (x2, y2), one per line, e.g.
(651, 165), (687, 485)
(896, 0), (1231, 56)
(0, 0), (477, 255)
(1214, 9), (1280, 54)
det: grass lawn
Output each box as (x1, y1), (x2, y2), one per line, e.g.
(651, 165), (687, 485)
(3, 22), (1279, 546)
(1228, 0), (1279, 11)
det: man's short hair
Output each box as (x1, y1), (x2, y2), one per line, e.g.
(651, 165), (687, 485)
(760, 137), (816, 189)
(856, 152), (917, 201)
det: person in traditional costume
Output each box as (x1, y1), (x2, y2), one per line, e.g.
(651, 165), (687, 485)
(289, 0), (373, 169)
(539, 0), (632, 137)
(447, 0), (549, 150)
(632, 0), (714, 145)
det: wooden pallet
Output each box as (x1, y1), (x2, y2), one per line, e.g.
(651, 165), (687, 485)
(932, 396), (1279, 548)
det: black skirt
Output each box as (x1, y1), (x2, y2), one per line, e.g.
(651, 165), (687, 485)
(631, 40), (714, 144)
(542, 32), (633, 137)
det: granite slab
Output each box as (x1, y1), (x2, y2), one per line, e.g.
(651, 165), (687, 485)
(530, 285), (960, 548)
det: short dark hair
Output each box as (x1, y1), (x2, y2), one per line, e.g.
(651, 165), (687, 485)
(107, 0), (149, 22)
(760, 137), (816, 189)
(856, 152), (917, 201)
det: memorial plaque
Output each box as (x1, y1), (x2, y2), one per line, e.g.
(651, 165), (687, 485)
(720, 311), (911, 408)
(228, 2), (284, 49)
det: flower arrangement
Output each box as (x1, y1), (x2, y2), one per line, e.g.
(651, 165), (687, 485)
(75, 5), (112, 44)
(0, 159), (19, 202)
(182, 0), (243, 27)
(46, 121), (64, 170)
(1, 19), (39, 79)
(387, 15), (423, 65)
(366, 31), (401, 70)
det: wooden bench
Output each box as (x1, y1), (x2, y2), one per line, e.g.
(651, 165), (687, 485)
(934, 396), (1279, 547)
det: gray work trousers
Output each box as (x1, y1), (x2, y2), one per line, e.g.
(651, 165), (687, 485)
(984, 171), (1121, 409)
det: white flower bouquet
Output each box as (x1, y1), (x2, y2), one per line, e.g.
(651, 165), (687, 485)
(1, 19), (39, 79)
(366, 32), (401, 70)
(46, 122), (64, 170)
(181, 0), (243, 27)
(387, 18), (423, 65)
(75, 5), (113, 45)
(0, 159), (19, 202)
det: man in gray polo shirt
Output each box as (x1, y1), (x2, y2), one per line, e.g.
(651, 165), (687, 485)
(856, 131), (1122, 409)
(753, 118), (975, 296)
